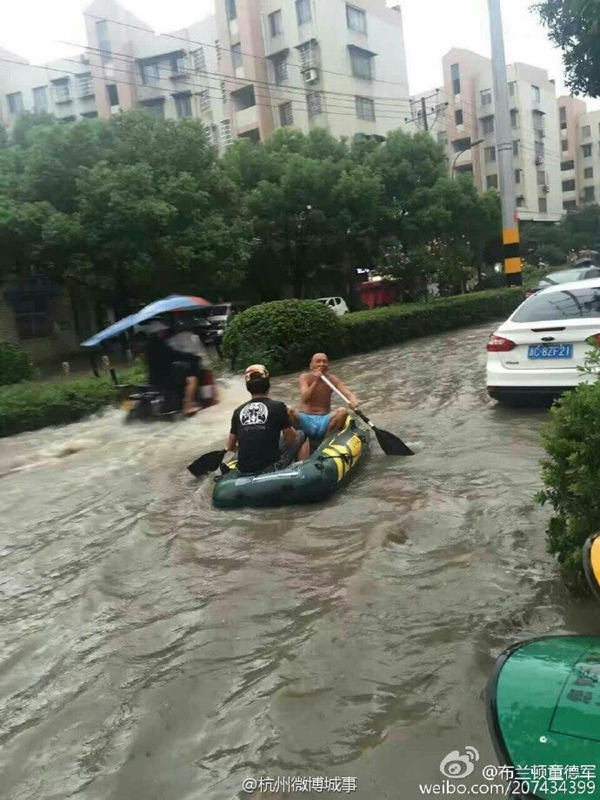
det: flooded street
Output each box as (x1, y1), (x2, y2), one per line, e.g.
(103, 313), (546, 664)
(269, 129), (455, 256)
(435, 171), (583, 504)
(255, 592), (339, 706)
(1, 322), (598, 800)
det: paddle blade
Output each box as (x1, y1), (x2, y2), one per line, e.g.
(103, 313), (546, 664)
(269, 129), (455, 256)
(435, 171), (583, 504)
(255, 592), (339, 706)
(373, 426), (414, 456)
(187, 449), (227, 477)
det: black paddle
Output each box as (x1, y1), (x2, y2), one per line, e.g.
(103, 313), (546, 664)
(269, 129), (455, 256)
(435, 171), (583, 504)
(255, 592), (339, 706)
(187, 449), (227, 477)
(320, 374), (414, 456)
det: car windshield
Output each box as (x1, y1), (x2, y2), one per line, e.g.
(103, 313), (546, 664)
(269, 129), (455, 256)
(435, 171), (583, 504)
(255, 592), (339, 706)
(513, 285), (600, 322)
(209, 305), (229, 315)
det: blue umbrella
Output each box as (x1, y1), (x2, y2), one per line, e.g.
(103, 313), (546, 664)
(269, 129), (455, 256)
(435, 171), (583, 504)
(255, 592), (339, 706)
(81, 295), (212, 347)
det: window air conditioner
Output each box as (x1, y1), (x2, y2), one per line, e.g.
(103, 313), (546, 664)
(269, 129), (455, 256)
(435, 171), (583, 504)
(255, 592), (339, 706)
(543, 184), (550, 194)
(303, 68), (319, 84)
(535, 156), (544, 165)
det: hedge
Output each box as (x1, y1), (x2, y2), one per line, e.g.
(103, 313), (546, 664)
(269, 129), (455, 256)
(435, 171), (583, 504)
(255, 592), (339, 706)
(0, 341), (34, 385)
(340, 288), (524, 355)
(0, 363), (146, 438)
(536, 378), (600, 592)
(224, 298), (345, 374)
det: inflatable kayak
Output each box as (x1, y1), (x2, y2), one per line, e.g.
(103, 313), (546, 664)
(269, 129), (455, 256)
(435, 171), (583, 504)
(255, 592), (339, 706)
(583, 533), (600, 601)
(487, 636), (600, 800)
(213, 418), (369, 509)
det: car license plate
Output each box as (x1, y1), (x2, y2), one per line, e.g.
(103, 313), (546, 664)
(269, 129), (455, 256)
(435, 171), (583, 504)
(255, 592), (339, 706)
(528, 344), (573, 359)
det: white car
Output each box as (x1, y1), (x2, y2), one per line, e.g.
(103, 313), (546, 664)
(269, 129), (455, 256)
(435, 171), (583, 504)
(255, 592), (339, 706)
(486, 277), (600, 403)
(316, 296), (350, 316)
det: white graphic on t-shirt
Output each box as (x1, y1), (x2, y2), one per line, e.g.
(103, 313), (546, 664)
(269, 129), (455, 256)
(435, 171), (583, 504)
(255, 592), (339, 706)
(240, 402), (268, 426)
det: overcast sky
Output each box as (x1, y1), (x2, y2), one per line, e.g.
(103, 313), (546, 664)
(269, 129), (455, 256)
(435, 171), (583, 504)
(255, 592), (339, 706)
(2, 0), (599, 110)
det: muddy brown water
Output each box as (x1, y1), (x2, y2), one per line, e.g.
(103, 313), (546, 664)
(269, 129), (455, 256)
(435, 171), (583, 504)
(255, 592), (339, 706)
(1, 322), (598, 800)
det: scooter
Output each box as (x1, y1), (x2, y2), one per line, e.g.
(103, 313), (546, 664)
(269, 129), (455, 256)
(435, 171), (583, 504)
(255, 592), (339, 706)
(118, 366), (218, 422)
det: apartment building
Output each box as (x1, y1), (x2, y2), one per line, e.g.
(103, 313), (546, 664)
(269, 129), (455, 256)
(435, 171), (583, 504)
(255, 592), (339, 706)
(557, 96), (600, 212)
(0, 0), (411, 150)
(411, 48), (563, 223)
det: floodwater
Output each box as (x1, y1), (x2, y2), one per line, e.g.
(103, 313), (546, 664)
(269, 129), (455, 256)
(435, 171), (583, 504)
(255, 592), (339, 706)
(1, 322), (598, 800)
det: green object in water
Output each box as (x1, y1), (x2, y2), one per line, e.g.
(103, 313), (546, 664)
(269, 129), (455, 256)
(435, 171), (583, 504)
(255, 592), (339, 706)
(487, 636), (600, 799)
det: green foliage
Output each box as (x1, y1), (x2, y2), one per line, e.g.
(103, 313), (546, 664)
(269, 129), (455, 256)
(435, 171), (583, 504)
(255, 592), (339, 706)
(0, 341), (34, 385)
(521, 205), (600, 267)
(223, 299), (345, 375)
(340, 288), (524, 354)
(536, 380), (600, 591)
(534, 0), (600, 97)
(10, 111), (55, 147)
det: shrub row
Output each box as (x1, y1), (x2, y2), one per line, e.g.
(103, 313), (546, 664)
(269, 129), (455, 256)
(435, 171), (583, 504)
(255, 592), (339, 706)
(0, 363), (146, 438)
(225, 288), (524, 373)
(0, 341), (34, 385)
(536, 379), (600, 592)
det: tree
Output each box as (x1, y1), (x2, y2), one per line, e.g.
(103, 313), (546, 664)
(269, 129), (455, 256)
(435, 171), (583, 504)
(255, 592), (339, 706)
(0, 126), (7, 149)
(10, 111), (55, 147)
(534, 0), (600, 96)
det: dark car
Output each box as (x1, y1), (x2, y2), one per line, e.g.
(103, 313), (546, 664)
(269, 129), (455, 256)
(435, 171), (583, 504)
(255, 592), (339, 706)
(525, 263), (600, 298)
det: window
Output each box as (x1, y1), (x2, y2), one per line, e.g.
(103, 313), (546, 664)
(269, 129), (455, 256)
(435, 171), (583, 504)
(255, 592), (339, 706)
(192, 48), (206, 73)
(486, 174), (498, 189)
(583, 143), (593, 158)
(559, 106), (567, 124)
(513, 285), (600, 322)
(482, 115), (494, 135)
(531, 85), (540, 104)
(346, 5), (367, 33)
(13, 295), (52, 339)
(269, 10), (283, 36)
(508, 81), (516, 97)
(516, 195), (526, 207)
(58, 115), (77, 123)
(96, 20), (111, 63)
(561, 139), (569, 152)
(584, 186), (596, 202)
(563, 200), (577, 211)
(7, 92), (23, 114)
(225, 0), (236, 21)
(220, 119), (232, 147)
(170, 54), (187, 75)
(515, 169), (521, 184)
(451, 63), (460, 95)
(455, 109), (463, 126)
(106, 84), (119, 107)
(510, 109), (518, 127)
(307, 91), (323, 117)
(537, 170), (546, 186)
(513, 140), (519, 156)
(81, 111), (98, 119)
(52, 79), (71, 103)
(77, 73), (94, 98)
(481, 89), (492, 106)
(298, 40), (318, 69)
(141, 62), (160, 85)
(484, 146), (496, 163)
(296, 0), (312, 25)
(585, 167), (594, 179)
(349, 46), (374, 80)
(272, 53), (288, 84)
(437, 131), (447, 146)
(532, 110), (544, 136)
(582, 124), (591, 138)
(140, 99), (165, 117)
(355, 95), (375, 121)
(561, 159), (575, 171)
(199, 89), (210, 112)
(32, 86), (47, 112)
(231, 43), (242, 69)
(562, 180), (576, 191)
(174, 92), (192, 118)
(279, 101), (293, 126)
(539, 197), (547, 213)
(452, 137), (471, 152)
(535, 141), (544, 160)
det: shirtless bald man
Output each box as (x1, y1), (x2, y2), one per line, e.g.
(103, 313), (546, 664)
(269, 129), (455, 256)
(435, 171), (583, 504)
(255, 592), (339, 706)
(294, 352), (359, 439)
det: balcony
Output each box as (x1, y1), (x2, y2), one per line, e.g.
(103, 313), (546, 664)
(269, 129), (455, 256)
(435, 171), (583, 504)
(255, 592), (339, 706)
(76, 77), (95, 99)
(235, 104), (259, 130)
(53, 85), (72, 104)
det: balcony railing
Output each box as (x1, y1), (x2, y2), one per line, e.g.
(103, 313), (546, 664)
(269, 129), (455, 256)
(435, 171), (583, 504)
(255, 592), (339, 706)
(76, 77), (94, 98)
(53, 85), (72, 103)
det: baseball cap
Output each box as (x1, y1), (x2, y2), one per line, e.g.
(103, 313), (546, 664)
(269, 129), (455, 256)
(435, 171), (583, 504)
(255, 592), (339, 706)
(244, 364), (269, 381)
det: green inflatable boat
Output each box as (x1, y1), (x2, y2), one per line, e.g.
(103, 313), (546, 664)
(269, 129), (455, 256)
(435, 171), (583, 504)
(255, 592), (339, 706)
(212, 418), (369, 509)
(487, 635), (600, 800)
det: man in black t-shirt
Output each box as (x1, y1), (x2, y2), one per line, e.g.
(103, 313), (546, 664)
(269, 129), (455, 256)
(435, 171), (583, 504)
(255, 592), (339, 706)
(226, 364), (306, 474)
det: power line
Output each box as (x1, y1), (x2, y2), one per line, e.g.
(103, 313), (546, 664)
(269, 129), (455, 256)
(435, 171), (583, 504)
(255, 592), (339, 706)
(83, 10), (412, 92)
(0, 55), (409, 124)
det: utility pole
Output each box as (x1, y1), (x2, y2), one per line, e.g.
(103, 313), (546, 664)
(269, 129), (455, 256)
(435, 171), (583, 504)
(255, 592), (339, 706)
(421, 96), (429, 132)
(488, 0), (522, 286)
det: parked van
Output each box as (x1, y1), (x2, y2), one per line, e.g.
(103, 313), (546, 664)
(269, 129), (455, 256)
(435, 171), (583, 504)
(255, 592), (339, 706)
(316, 297), (350, 316)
